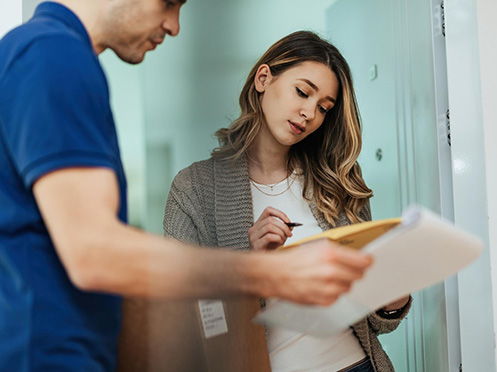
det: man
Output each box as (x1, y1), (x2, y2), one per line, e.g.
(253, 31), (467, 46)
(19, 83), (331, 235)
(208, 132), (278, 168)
(0, 1), (372, 371)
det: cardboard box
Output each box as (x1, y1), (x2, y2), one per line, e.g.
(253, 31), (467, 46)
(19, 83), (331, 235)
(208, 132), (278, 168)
(117, 297), (270, 372)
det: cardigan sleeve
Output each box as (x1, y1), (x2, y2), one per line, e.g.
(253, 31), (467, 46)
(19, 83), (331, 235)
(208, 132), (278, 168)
(163, 167), (202, 245)
(367, 296), (413, 335)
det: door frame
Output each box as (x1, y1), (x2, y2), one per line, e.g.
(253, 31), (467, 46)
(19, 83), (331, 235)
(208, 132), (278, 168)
(446, 0), (497, 370)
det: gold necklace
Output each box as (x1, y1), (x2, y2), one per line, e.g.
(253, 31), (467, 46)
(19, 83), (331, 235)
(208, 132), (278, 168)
(249, 175), (288, 191)
(246, 154), (288, 191)
(249, 176), (296, 197)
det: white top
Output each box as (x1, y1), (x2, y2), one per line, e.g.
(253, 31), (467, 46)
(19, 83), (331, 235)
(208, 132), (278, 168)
(250, 174), (366, 372)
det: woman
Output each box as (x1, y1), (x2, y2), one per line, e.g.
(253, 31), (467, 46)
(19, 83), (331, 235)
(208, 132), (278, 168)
(164, 31), (411, 372)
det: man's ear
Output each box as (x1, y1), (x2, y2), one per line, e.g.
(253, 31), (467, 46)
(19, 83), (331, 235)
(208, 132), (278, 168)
(254, 64), (273, 93)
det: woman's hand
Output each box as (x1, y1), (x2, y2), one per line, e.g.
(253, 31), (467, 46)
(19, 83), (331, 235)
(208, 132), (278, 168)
(248, 207), (294, 251)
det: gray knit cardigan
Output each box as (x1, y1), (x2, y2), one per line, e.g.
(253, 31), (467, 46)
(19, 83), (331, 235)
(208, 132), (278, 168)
(163, 154), (412, 372)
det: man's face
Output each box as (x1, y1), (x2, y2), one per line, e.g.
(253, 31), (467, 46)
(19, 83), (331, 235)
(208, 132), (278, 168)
(103, 0), (185, 64)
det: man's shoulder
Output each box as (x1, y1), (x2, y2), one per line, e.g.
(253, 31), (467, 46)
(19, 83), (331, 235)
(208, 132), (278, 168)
(0, 22), (106, 104)
(4, 14), (84, 50)
(0, 19), (94, 79)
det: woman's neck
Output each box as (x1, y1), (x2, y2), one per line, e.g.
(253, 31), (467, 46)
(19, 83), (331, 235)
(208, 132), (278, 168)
(246, 135), (290, 185)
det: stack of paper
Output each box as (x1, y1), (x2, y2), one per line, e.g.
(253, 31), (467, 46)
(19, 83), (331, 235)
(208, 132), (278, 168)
(253, 206), (483, 337)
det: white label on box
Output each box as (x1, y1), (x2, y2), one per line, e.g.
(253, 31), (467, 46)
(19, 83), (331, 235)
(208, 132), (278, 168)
(198, 300), (228, 339)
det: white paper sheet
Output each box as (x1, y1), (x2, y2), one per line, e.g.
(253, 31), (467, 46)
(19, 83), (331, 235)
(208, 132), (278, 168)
(253, 206), (483, 337)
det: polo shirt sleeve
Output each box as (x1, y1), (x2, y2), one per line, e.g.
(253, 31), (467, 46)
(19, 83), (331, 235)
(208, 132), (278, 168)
(1, 34), (118, 189)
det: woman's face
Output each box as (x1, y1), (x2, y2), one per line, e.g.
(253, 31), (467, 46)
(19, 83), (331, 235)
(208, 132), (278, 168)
(255, 61), (339, 148)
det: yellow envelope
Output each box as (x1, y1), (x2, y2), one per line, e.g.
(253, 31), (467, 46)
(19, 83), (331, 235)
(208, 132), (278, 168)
(279, 217), (402, 251)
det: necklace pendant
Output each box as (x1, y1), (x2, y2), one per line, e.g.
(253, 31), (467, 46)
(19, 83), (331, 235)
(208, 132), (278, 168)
(249, 176), (295, 197)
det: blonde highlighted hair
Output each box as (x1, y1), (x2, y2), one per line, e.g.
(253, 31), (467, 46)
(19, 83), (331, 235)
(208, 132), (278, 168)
(213, 31), (372, 225)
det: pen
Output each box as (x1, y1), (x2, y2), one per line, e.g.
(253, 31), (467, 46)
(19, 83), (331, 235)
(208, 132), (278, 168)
(285, 222), (303, 227)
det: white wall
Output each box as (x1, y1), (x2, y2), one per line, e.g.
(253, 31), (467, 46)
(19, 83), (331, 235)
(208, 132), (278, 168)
(0, 0), (43, 37)
(478, 0), (497, 367)
(446, 0), (497, 370)
(22, 0), (41, 22)
(0, 0), (22, 38)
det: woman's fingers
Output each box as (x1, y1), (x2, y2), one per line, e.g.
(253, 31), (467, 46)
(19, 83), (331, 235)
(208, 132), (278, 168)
(259, 206), (291, 224)
(260, 218), (292, 238)
(249, 207), (294, 250)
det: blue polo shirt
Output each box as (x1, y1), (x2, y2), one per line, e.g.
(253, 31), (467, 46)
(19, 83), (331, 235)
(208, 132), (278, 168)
(0, 2), (127, 371)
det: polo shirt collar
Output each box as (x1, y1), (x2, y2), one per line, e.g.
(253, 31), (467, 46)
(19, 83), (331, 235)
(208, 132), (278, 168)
(34, 2), (93, 50)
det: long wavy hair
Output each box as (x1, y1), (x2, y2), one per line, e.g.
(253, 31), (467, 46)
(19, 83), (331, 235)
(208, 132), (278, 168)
(212, 31), (372, 225)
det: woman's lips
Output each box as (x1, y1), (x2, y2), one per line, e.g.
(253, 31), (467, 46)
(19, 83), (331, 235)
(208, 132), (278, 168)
(288, 121), (305, 135)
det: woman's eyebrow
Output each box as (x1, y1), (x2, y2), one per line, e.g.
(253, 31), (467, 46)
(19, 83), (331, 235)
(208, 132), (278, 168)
(298, 78), (319, 91)
(298, 78), (336, 103)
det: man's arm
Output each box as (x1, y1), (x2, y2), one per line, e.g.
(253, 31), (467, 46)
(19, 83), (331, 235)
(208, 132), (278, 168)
(33, 167), (372, 304)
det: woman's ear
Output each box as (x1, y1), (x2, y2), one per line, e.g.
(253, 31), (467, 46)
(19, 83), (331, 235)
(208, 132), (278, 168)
(254, 64), (273, 93)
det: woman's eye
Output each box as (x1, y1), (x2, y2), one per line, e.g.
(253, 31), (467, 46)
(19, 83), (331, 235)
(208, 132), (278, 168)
(319, 106), (329, 114)
(296, 88), (308, 98)
(165, 1), (176, 8)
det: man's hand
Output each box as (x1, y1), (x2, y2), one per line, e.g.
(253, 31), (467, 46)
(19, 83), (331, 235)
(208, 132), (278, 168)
(251, 239), (373, 306)
(32, 167), (370, 304)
